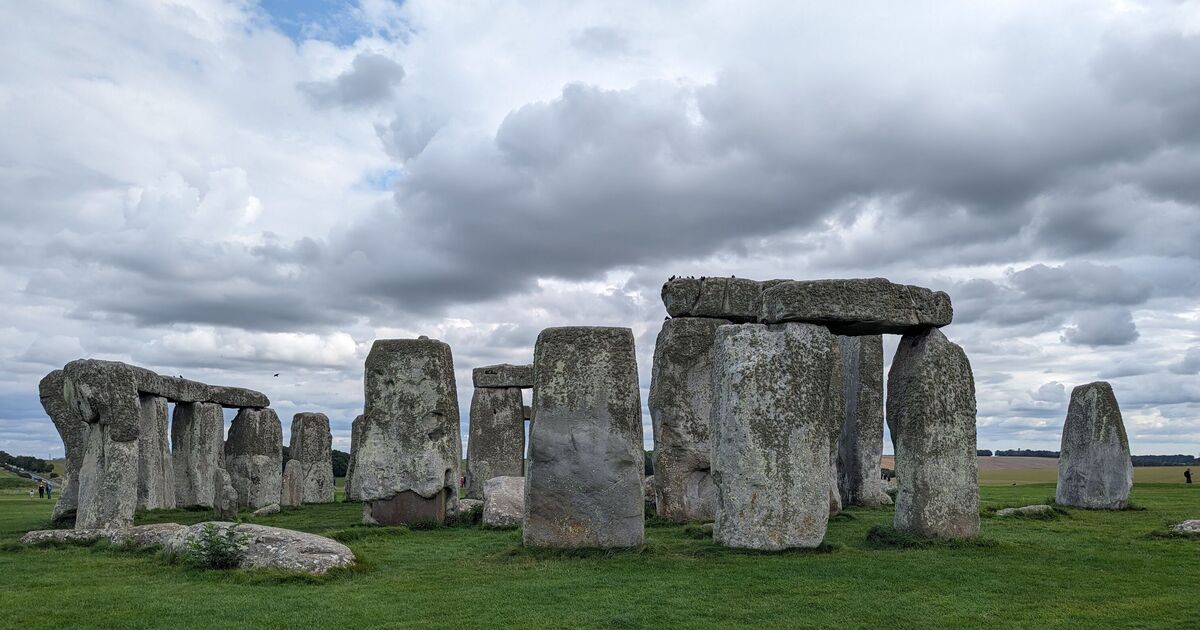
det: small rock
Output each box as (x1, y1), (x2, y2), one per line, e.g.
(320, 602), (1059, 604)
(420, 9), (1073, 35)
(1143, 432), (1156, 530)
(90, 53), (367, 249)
(996, 505), (1055, 517)
(252, 503), (281, 516)
(165, 522), (355, 574)
(1171, 520), (1200, 534)
(483, 476), (524, 528)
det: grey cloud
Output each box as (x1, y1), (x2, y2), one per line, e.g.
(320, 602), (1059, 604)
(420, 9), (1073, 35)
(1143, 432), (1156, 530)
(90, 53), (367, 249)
(571, 27), (634, 56)
(1170, 347), (1200, 375)
(299, 52), (405, 109)
(1061, 307), (1140, 346)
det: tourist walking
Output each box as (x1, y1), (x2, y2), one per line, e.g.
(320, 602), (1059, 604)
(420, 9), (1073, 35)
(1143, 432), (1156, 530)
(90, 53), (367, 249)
(37, 482), (44, 499)
(1185, 468), (1192, 484)
(45, 481), (53, 500)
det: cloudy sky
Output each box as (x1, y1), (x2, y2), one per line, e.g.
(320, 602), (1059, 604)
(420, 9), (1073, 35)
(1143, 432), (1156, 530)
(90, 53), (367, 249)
(2, 0), (1199, 459)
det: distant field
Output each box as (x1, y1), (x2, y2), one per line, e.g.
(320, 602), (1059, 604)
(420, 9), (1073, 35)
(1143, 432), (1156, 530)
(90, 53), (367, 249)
(880, 456), (1193, 485)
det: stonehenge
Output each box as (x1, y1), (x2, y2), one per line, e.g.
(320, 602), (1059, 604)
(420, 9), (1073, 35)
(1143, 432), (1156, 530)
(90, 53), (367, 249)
(760, 278), (953, 334)
(39, 370), (86, 524)
(524, 327), (645, 549)
(345, 414), (364, 502)
(465, 364), (530, 500)
(172, 402), (227, 509)
(136, 394), (174, 511)
(289, 412), (335, 504)
(357, 338), (462, 525)
(225, 407), (283, 510)
(1056, 382), (1133, 509)
(482, 475), (524, 529)
(836, 335), (889, 507)
(280, 459), (303, 508)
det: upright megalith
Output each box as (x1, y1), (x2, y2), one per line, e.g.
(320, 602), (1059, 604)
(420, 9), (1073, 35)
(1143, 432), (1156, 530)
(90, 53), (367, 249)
(826, 336), (845, 518)
(837, 335), (889, 507)
(39, 370), (87, 524)
(649, 317), (729, 522)
(290, 412), (335, 504)
(1056, 382), (1133, 509)
(225, 408), (283, 510)
(465, 386), (525, 500)
(280, 459), (303, 507)
(345, 414), (364, 502)
(172, 402), (226, 509)
(136, 394), (175, 511)
(213, 467), (238, 520)
(358, 338), (461, 525)
(711, 323), (837, 550)
(524, 327), (644, 549)
(887, 327), (979, 538)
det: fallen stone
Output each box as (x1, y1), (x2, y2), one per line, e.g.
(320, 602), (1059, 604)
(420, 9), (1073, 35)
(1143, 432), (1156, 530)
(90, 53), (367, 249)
(172, 402), (226, 509)
(280, 459), (303, 507)
(290, 412), (335, 504)
(20, 523), (186, 548)
(224, 407), (283, 510)
(39, 370), (87, 524)
(1056, 381), (1133, 510)
(465, 386), (525, 500)
(482, 476), (524, 529)
(358, 338), (461, 525)
(20, 528), (108, 546)
(213, 468), (239, 520)
(165, 522), (355, 574)
(471, 364), (534, 389)
(836, 335), (889, 507)
(887, 327), (979, 539)
(648, 317), (727, 523)
(524, 327), (644, 548)
(252, 503), (281, 516)
(996, 505), (1055, 517)
(136, 394), (175, 511)
(711, 323), (837, 550)
(661, 276), (765, 322)
(452, 498), (483, 521)
(760, 278), (953, 335)
(345, 414), (364, 502)
(1171, 520), (1200, 534)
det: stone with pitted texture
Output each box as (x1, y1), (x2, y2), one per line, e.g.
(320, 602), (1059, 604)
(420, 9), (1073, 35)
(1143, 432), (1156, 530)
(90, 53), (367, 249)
(1056, 381), (1133, 510)
(280, 459), (303, 507)
(996, 505), (1055, 517)
(225, 407), (283, 510)
(760, 278), (953, 335)
(836, 335), (889, 507)
(39, 370), (87, 524)
(21, 523), (185, 548)
(482, 475), (524, 529)
(289, 412), (335, 504)
(826, 336), (845, 518)
(711, 323), (838, 550)
(213, 467), (238, 520)
(472, 364), (534, 389)
(253, 503), (281, 516)
(136, 394), (175, 511)
(1171, 520), (1200, 534)
(466, 386), (525, 499)
(887, 327), (979, 539)
(172, 402), (226, 509)
(345, 414), (364, 502)
(165, 522), (355, 574)
(661, 276), (768, 322)
(524, 327), (644, 549)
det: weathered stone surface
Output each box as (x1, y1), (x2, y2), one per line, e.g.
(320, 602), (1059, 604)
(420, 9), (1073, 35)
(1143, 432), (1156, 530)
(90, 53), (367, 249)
(711, 323), (837, 550)
(74, 424), (139, 530)
(466, 387), (525, 500)
(472, 364), (534, 389)
(996, 505), (1055, 517)
(205, 386), (269, 409)
(482, 476), (524, 529)
(280, 459), (303, 507)
(1056, 381), (1133, 510)
(760, 278), (953, 335)
(887, 327), (979, 538)
(644, 475), (656, 505)
(836, 335), (889, 507)
(20, 528), (109, 546)
(345, 414), (364, 502)
(213, 468), (238, 520)
(165, 522), (355, 574)
(826, 336), (845, 519)
(661, 277), (765, 322)
(40, 370), (87, 524)
(524, 327), (644, 548)
(253, 503), (281, 516)
(648, 317), (727, 523)
(358, 338), (461, 525)
(453, 498), (483, 518)
(134, 370), (269, 408)
(1172, 520), (1200, 534)
(136, 394), (175, 511)
(21, 523), (186, 547)
(289, 412), (335, 504)
(63, 359), (141, 443)
(172, 402), (226, 509)
(225, 407), (282, 510)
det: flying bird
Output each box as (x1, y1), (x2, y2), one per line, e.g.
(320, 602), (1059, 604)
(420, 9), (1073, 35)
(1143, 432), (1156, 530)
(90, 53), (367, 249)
(273, 373), (280, 377)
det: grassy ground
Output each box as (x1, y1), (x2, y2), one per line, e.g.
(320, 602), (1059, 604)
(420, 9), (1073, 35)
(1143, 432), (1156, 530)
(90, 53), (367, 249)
(1, 482), (1197, 629)
(977, 466), (1192, 485)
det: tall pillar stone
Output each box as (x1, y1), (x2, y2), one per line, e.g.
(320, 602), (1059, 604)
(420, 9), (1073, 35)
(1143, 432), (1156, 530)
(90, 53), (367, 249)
(524, 327), (644, 549)
(290, 412), (335, 504)
(826, 336), (845, 518)
(280, 459), (303, 507)
(358, 338), (461, 525)
(225, 407), (283, 509)
(837, 335), (889, 507)
(1056, 381), (1132, 509)
(465, 387), (525, 500)
(887, 327), (979, 538)
(711, 323), (837, 550)
(648, 317), (729, 522)
(136, 394), (175, 511)
(345, 414), (364, 502)
(172, 402), (226, 509)
(39, 370), (87, 524)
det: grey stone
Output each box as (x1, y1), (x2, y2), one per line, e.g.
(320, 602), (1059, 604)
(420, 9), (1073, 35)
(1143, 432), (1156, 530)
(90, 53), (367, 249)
(648, 317), (727, 523)
(172, 402), (226, 509)
(224, 407), (283, 509)
(826, 336), (845, 518)
(661, 276), (764, 322)
(887, 327), (980, 538)
(996, 504), (1055, 517)
(760, 278), (953, 335)
(213, 467), (238, 520)
(165, 522), (355, 574)
(63, 359), (141, 443)
(21, 523), (186, 547)
(644, 475), (656, 505)
(482, 476), (524, 529)
(280, 459), (303, 507)
(205, 385), (270, 409)
(524, 327), (644, 549)
(289, 412), (335, 504)
(711, 323), (837, 550)
(20, 528), (109, 546)
(134, 370), (269, 408)
(1056, 381), (1133, 510)
(472, 364), (534, 389)
(465, 387), (525, 500)
(136, 394), (175, 511)
(1171, 520), (1200, 534)
(836, 335), (889, 507)
(39, 370), (87, 524)
(345, 414), (364, 502)
(253, 503), (281, 516)
(358, 338), (461, 525)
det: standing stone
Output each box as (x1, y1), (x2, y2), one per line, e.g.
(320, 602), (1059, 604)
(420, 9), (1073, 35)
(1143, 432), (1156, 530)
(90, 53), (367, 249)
(289, 412), (335, 504)
(524, 327), (644, 548)
(358, 338), (461, 525)
(711, 323), (837, 550)
(345, 414), (364, 502)
(648, 317), (728, 522)
(465, 387), (525, 500)
(837, 335), (889, 507)
(482, 476), (524, 529)
(1056, 381), (1133, 509)
(136, 394), (175, 511)
(39, 370), (87, 524)
(280, 459), (303, 507)
(213, 467), (238, 520)
(172, 402), (226, 509)
(62, 360), (141, 530)
(887, 327), (979, 538)
(224, 408), (283, 510)
(826, 336), (845, 518)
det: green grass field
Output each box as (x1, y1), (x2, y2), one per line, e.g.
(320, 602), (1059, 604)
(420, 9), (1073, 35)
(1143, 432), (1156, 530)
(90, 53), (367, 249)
(977, 465), (1192, 485)
(1, 480), (1197, 629)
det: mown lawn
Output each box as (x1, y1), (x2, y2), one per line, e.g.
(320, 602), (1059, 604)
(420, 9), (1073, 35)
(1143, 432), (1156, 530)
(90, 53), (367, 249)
(977, 465), (1192, 485)
(1, 482), (1197, 629)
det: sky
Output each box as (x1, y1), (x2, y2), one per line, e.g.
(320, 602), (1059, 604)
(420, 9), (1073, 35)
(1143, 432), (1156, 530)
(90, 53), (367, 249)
(1, 0), (1198, 459)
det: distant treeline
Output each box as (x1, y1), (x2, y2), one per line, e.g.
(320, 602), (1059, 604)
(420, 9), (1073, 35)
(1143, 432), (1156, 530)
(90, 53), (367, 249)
(0, 451), (53, 473)
(1131, 455), (1199, 467)
(994, 449), (1059, 458)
